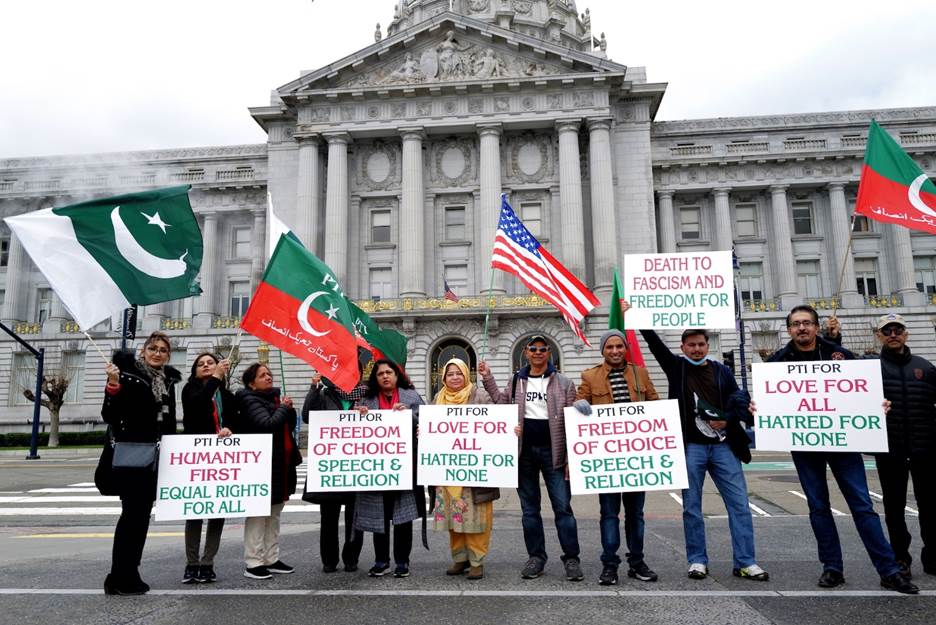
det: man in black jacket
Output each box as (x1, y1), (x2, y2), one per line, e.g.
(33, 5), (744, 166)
(869, 313), (936, 578)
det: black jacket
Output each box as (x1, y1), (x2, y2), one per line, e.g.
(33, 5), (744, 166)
(234, 387), (301, 505)
(869, 347), (936, 456)
(767, 335), (855, 363)
(300, 381), (359, 505)
(181, 376), (235, 435)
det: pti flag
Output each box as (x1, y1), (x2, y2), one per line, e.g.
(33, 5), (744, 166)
(609, 268), (646, 367)
(4, 186), (202, 330)
(240, 235), (359, 392)
(347, 299), (408, 367)
(491, 195), (599, 344)
(855, 120), (936, 234)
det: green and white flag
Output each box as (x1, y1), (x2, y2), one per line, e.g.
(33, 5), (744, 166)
(4, 185), (202, 330)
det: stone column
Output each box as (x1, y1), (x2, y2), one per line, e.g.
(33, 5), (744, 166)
(769, 185), (799, 309)
(892, 224), (925, 306)
(194, 211), (218, 329)
(399, 127), (426, 297)
(556, 119), (586, 278)
(657, 190), (676, 253)
(250, 207), (266, 291)
(141, 302), (169, 332)
(587, 118), (617, 297)
(324, 132), (350, 287)
(43, 293), (69, 333)
(478, 123), (504, 294)
(1, 233), (24, 323)
(295, 135), (321, 255)
(713, 188), (734, 251)
(827, 183), (862, 308)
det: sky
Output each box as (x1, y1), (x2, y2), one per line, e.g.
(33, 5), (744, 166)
(2, 0), (935, 158)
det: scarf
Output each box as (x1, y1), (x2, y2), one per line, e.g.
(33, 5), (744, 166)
(136, 358), (167, 403)
(335, 382), (368, 407)
(432, 358), (473, 406)
(377, 388), (400, 410)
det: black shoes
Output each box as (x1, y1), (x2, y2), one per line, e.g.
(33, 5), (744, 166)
(244, 566), (272, 580)
(627, 561), (659, 582)
(322, 564), (339, 573)
(198, 565), (216, 583)
(393, 563), (410, 578)
(520, 557), (545, 579)
(564, 558), (584, 582)
(104, 574), (149, 596)
(182, 565), (199, 584)
(881, 573), (919, 594)
(343, 563), (359, 573)
(817, 569), (845, 588)
(267, 560), (294, 575)
(368, 562), (390, 577)
(598, 565), (618, 586)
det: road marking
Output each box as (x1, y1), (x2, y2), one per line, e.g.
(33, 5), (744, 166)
(29, 487), (101, 493)
(748, 502), (771, 517)
(69, 483), (96, 487)
(17, 532), (185, 539)
(0, 496), (119, 503)
(787, 490), (846, 516)
(0, 504), (319, 516)
(867, 490), (919, 515)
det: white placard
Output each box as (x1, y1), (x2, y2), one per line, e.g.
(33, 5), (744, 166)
(622, 250), (736, 329)
(417, 404), (519, 488)
(156, 434), (272, 521)
(752, 360), (887, 452)
(564, 399), (688, 495)
(306, 409), (413, 492)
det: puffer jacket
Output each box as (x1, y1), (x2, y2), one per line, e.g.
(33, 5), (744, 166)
(233, 387), (301, 505)
(869, 347), (936, 456)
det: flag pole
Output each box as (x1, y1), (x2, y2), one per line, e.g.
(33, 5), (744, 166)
(83, 332), (110, 365)
(480, 266), (496, 362)
(831, 212), (858, 318)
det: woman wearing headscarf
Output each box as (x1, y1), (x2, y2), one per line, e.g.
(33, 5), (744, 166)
(355, 359), (425, 578)
(234, 363), (301, 580)
(179, 352), (234, 584)
(102, 331), (181, 595)
(431, 358), (499, 580)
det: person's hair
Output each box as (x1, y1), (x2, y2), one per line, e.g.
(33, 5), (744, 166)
(365, 359), (414, 397)
(142, 331), (171, 353)
(188, 352), (223, 384)
(242, 362), (271, 389)
(680, 329), (709, 343)
(786, 304), (819, 327)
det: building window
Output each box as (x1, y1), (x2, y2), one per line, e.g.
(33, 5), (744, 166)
(444, 206), (466, 241)
(444, 264), (468, 291)
(679, 206), (701, 240)
(796, 260), (822, 298)
(914, 256), (936, 295)
(519, 202), (543, 238)
(62, 351), (85, 404)
(739, 262), (764, 301)
(229, 281), (250, 317)
(0, 236), (9, 267)
(852, 215), (871, 232)
(0, 290), (4, 312)
(10, 353), (35, 406)
(735, 203), (758, 238)
(36, 288), (52, 324)
(232, 227), (251, 258)
(369, 267), (393, 300)
(371, 210), (391, 244)
(791, 201), (814, 235)
(855, 258), (879, 297)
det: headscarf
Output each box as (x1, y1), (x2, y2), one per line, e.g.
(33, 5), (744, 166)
(433, 358), (473, 406)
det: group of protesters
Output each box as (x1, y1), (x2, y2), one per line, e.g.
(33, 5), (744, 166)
(98, 301), (934, 596)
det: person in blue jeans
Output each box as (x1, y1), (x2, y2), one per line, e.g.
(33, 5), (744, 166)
(479, 335), (582, 581)
(766, 305), (917, 594)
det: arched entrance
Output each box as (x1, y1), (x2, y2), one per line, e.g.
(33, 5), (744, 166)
(429, 337), (477, 399)
(511, 334), (562, 373)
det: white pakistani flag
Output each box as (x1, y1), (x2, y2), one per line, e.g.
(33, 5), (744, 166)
(3, 186), (203, 330)
(265, 192), (292, 260)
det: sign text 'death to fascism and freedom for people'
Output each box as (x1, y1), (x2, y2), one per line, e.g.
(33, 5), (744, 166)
(623, 250), (736, 329)
(752, 360), (887, 452)
(417, 404), (519, 488)
(564, 399), (688, 496)
(306, 410), (413, 491)
(155, 434), (272, 521)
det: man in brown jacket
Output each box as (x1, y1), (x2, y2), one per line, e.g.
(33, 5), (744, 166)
(576, 329), (660, 585)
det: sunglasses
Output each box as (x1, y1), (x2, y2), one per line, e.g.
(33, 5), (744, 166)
(527, 346), (549, 353)
(880, 327), (905, 337)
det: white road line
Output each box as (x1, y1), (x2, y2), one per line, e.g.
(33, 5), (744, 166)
(0, 504), (320, 516)
(29, 488), (101, 493)
(0, 496), (119, 503)
(748, 502), (771, 517)
(668, 492), (683, 506)
(788, 490), (846, 516)
(69, 483), (96, 487)
(867, 490), (919, 515)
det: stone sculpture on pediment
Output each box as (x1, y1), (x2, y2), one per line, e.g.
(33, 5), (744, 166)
(436, 30), (473, 79)
(467, 0), (489, 11)
(476, 48), (507, 78)
(512, 0), (534, 14)
(389, 52), (425, 83)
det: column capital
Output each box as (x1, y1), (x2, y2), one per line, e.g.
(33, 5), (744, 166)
(826, 181), (847, 192)
(323, 131), (351, 145)
(200, 209), (218, 220)
(295, 133), (321, 145)
(476, 123), (502, 137)
(555, 118), (582, 133)
(398, 126), (425, 141)
(657, 189), (675, 200)
(769, 184), (789, 195)
(712, 187), (731, 198)
(585, 117), (613, 132)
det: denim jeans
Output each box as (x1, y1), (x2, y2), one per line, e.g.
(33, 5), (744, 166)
(598, 492), (646, 567)
(517, 445), (579, 562)
(682, 442), (756, 569)
(792, 451), (899, 577)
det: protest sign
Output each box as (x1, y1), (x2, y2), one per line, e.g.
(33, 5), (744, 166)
(564, 399), (687, 496)
(417, 404), (518, 488)
(306, 410), (412, 491)
(155, 434), (271, 521)
(622, 250), (735, 329)
(752, 360), (887, 452)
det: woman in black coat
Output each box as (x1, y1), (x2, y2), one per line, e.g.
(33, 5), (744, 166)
(102, 331), (180, 595)
(179, 352), (234, 584)
(234, 363), (301, 580)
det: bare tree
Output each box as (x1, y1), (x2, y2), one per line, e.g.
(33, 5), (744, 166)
(22, 373), (70, 448)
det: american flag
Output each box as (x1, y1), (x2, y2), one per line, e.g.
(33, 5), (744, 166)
(444, 279), (460, 303)
(491, 195), (599, 344)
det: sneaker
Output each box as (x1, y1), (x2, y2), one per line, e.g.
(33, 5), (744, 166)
(267, 560), (294, 575)
(393, 563), (410, 578)
(598, 565), (618, 586)
(446, 561), (470, 576)
(182, 565), (199, 584)
(564, 557), (584, 582)
(881, 573), (919, 594)
(198, 565), (216, 583)
(687, 563), (708, 580)
(817, 569), (844, 588)
(244, 566), (272, 580)
(627, 561), (659, 582)
(733, 564), (769, 582)
(520, 557), (545, 579)
(368, 562), (390, 577)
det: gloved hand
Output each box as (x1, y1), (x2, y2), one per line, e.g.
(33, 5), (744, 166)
(573, 399), (592, 415)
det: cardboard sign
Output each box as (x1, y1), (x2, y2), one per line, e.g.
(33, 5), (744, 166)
(752, 360), (887, 452)
(306, 409), (413, 491)
(417, 404), (519, 488)
(623, 250), (736, 329)
(564, 399), (688, 495)
(156, 434), (272, 521)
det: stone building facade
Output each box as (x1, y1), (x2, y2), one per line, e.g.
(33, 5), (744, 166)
(1, 0), (935, 432)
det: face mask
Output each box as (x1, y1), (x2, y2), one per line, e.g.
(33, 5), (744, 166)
(685, 355), (707, 366)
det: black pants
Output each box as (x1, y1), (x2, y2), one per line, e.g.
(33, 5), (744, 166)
(111, 495), (154, 578)
(373, 493), (413, 565)
(320, 501), (364, 568)
(875, 453), (936, 569)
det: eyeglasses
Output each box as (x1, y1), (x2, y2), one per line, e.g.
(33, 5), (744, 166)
(788, 321), (817, 329)
(145, 346), (170, 355)
(527, 346), (549, 353)
(880, 327), (905, 337)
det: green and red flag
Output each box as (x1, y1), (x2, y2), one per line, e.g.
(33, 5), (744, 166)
(855, 120), (936, 234)
(609, 268), (645, 367)
(241, 235), (359, 392)
(347, 300), (408, 368)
